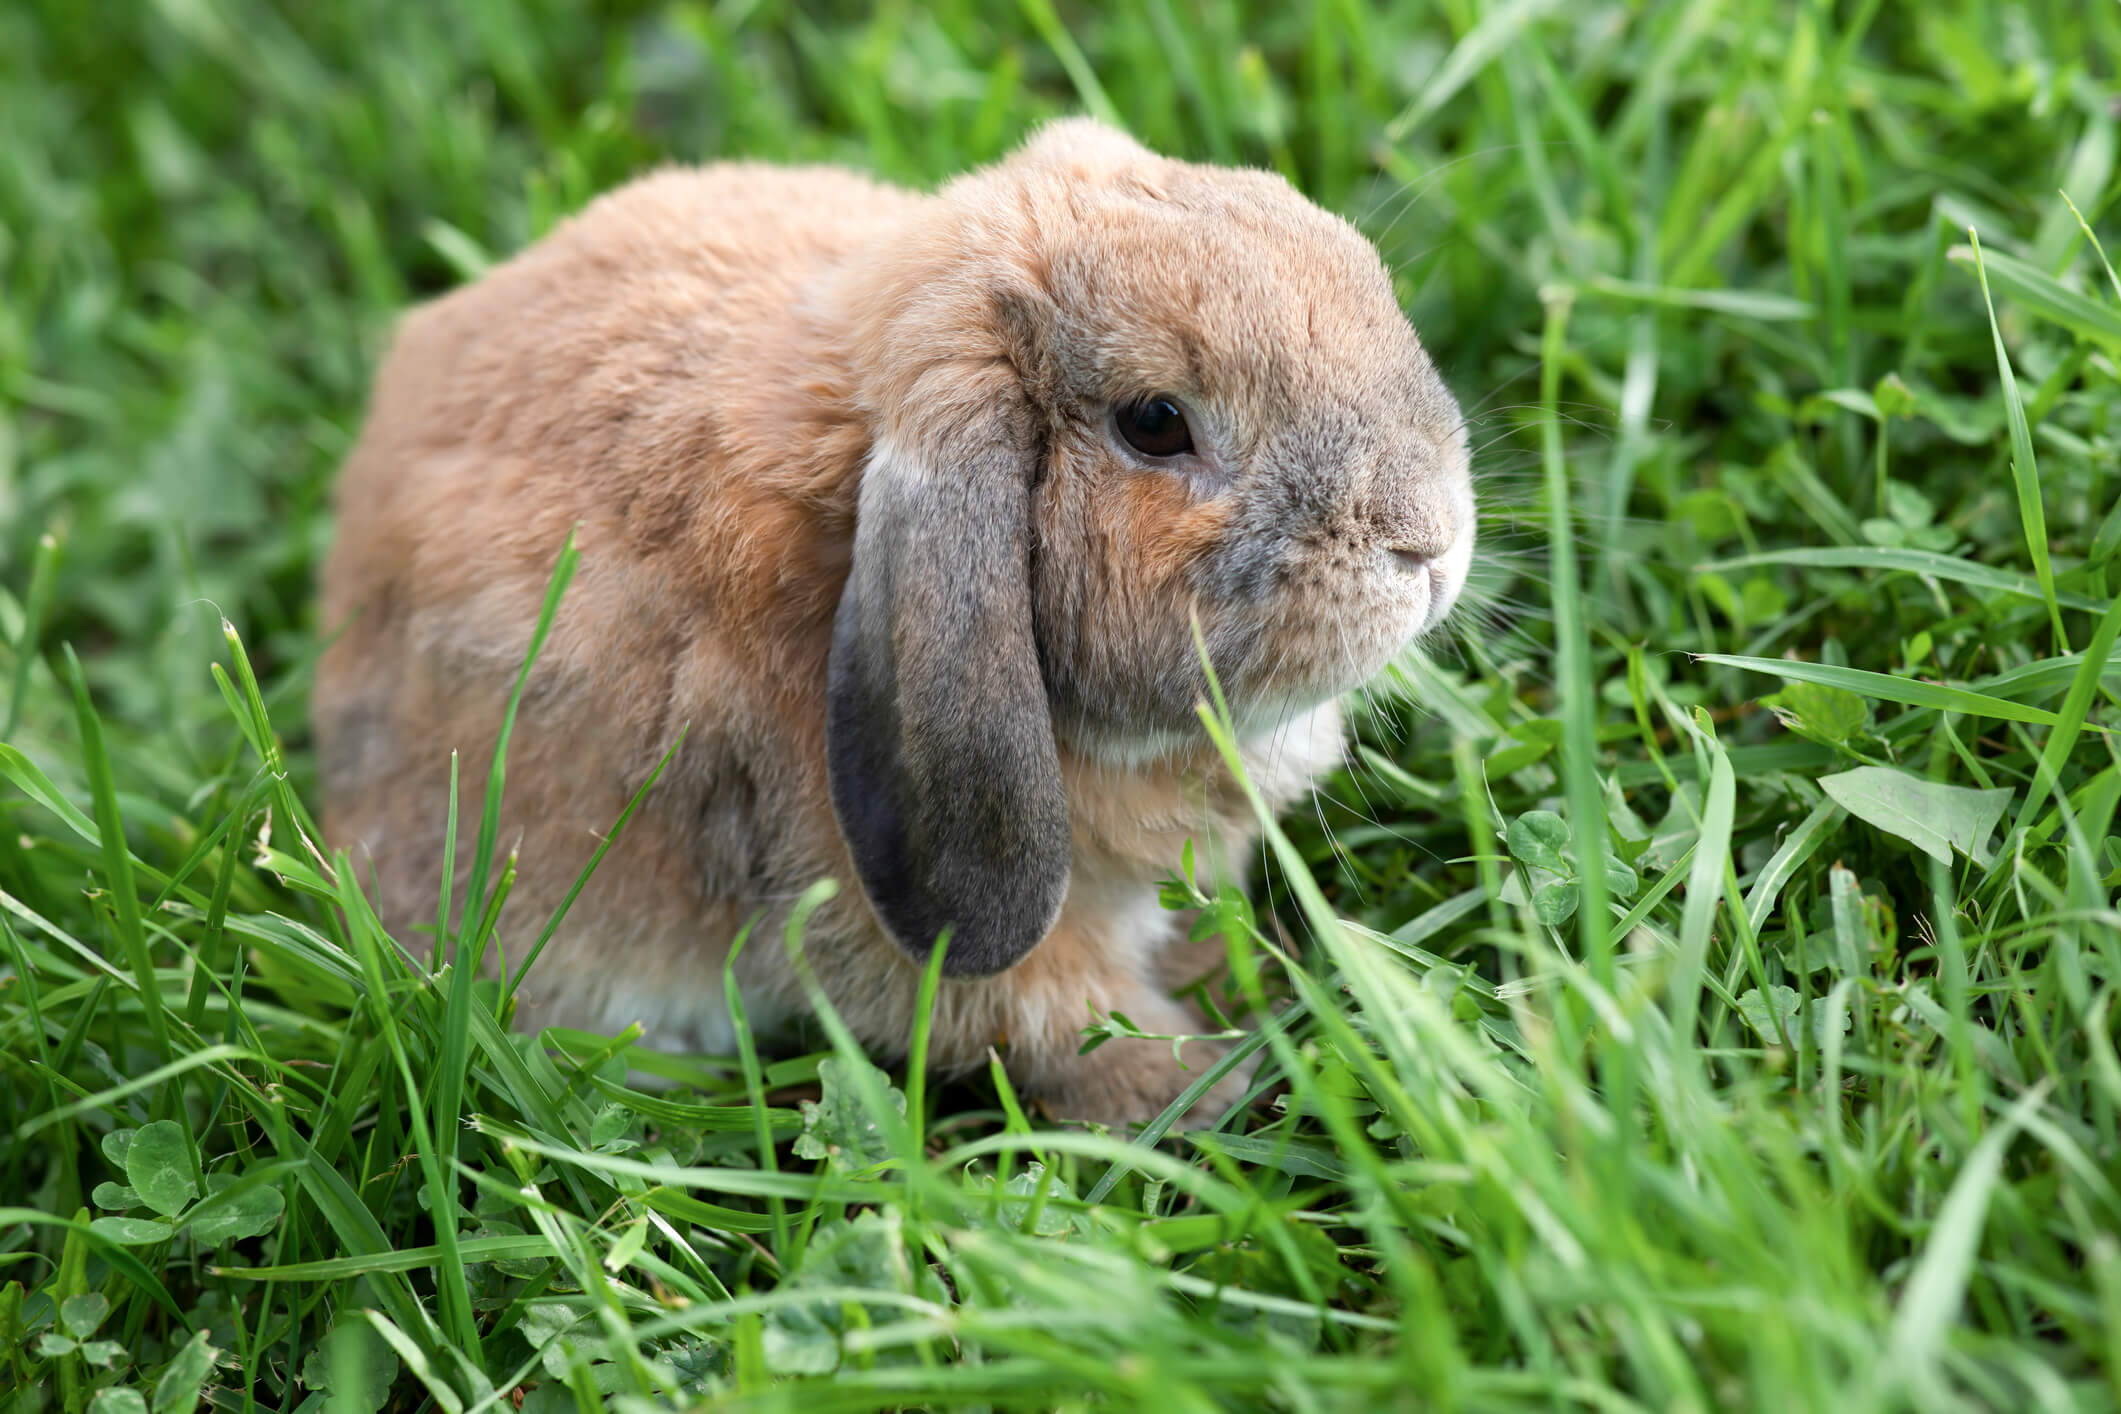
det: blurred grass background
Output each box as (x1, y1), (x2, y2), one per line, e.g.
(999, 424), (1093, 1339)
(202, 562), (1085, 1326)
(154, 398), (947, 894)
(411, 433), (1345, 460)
(4, 2), (2121, 1411)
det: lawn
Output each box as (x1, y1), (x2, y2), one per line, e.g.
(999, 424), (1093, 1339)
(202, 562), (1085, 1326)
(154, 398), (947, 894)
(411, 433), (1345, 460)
(4, 1), (2120, 1410)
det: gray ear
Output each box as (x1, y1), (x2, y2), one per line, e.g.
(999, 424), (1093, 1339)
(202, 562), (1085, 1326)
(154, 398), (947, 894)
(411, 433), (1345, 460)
(825, 422), (1071, 977)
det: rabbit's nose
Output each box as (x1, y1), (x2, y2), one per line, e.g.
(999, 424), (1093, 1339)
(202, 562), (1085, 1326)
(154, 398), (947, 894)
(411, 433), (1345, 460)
(1382, 506), (1457, 568)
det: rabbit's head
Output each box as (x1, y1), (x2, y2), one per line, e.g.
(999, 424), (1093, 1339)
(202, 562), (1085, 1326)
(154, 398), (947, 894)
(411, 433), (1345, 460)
(828, 118), (1474, 978)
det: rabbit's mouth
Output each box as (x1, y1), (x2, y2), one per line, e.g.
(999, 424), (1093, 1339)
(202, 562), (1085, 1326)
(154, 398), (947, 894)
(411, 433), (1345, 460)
(1248, 476), (1477, 693)
(1184, 556), (1456, 758)
(1402, 506), (1476, 632)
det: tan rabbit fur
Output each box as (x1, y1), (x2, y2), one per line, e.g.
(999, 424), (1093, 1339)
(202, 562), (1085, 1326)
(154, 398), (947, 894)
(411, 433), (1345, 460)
(314, 118), (1475, 1127)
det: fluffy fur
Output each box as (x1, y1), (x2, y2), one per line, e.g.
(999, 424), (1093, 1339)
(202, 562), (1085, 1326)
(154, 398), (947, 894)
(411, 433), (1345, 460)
(313, 119), (1474, 1125)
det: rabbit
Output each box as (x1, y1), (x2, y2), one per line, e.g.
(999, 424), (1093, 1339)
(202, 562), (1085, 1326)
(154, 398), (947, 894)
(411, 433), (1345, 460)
(312, 117), (1475, 1129)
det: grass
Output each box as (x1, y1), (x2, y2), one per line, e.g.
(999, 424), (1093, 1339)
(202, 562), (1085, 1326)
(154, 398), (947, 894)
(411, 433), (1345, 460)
(4, 0), (2121, 1409)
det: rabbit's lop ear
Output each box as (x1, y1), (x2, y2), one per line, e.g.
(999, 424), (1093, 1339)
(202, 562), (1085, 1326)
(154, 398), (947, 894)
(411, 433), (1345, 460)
(826, 390), (1070, 978)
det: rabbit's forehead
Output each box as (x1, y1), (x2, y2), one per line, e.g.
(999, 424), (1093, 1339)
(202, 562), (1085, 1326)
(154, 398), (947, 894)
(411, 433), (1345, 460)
(1043, 205), (1431, 425)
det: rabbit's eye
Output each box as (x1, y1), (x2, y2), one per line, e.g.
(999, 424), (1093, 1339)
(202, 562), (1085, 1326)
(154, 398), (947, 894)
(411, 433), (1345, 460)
(1116, 396), (1194, 458)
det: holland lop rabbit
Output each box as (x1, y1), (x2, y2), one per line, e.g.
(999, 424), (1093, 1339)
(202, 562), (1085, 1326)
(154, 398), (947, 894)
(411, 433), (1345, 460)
(314, 119), (1475, 1126)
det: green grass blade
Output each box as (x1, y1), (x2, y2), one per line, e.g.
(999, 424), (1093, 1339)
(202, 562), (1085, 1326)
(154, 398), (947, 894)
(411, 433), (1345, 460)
(434, 748), (459, 977)
(1383, 0), (1566, 142)
(429, 529), (579, 1343)
(1697, 547), (2112, 613)
(1743, 800), (1844, 935)
(0, 743), (102, 845)
(2010, 591), (2121, 843)
(1668, 730), (1737, 1052)
(1886, 1082), (2051, 1398)
(1539, 288), (1615, 991)
(455, 530), (580, 962)
(1948, 242), (2121, 350)
(335, 858), (482, 1367)
(721, 914), (787, 1255)
(1968, 230), (2069, 649)
(15, 1043), (267, 1137)
(212, 1233), (558, 1282)
(1694, 654), (2066, 726)
(61, 647), (173, 1091)
(3, 527), (61, 742)
(1585, 275), (1813, 321)
(1014, 0), (1121, 128)
(504, 724), (686, 1002)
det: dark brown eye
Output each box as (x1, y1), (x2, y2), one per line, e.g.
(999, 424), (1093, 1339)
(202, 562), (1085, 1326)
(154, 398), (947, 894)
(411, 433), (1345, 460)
(1116, 396), (1194, 458)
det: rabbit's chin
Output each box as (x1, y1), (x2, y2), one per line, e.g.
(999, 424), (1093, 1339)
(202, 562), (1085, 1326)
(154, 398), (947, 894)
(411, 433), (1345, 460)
(1060, 694), (1348, 774)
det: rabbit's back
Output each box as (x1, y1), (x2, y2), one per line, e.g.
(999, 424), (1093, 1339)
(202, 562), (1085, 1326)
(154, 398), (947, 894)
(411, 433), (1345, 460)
(330, 162), (917, 560)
